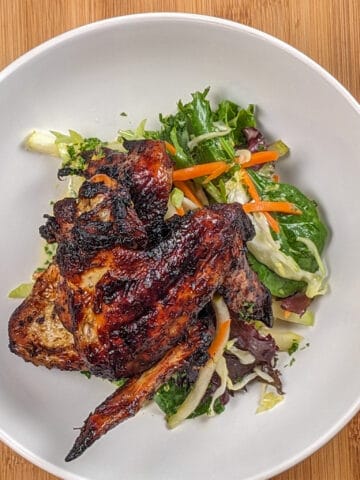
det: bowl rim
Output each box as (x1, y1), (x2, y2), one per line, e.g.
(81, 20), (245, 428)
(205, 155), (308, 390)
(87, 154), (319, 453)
(1, 12), (359, 113)
(0, 12), (359, 480)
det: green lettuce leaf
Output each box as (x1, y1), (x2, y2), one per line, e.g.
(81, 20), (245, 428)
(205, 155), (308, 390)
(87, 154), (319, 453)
(247, 252), (306, 298)
(248, 170), (328, 272)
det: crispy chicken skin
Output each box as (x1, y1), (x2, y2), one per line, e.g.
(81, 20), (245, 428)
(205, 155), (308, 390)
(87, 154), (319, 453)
(66, 204), (251, 379)
(8, 139), (274, 460)
(65, 318), (212, 462)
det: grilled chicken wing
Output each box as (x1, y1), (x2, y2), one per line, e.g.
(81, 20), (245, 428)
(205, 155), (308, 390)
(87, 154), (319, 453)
(65, 204), (250, 379)
(65, 318), (212, 462)
(8, 139), (274, 460)
(8, 264), (84, 370)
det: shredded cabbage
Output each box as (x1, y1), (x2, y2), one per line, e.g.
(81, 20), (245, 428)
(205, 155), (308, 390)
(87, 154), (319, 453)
(225, 171), (328, 298)
(167, 296), (230, 428)
(248, 213), (327, 297)
(256, 386), (284, 413)
(208, 355), (228, 416)
(225, 339), (256, 365)
(187, 126), (232, 151)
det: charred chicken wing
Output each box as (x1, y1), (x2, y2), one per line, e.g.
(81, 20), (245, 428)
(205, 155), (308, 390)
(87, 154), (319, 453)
(8, 139), (273, 460)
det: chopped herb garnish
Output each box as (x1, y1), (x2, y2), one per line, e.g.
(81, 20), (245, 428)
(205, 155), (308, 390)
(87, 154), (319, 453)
(288, 340), (300, 356)
(112, 378), (127, 388)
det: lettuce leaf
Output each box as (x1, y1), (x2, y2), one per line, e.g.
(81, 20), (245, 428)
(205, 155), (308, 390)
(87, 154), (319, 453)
(247, 252), (306, 298)
(225, 171), (328, 298)
(248, 170), (328, 272)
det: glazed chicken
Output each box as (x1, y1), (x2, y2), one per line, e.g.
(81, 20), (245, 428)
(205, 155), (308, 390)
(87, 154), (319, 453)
(8, 140), (274, 460)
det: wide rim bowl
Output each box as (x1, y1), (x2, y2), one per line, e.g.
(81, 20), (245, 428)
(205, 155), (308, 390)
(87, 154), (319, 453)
(0, 12), (359, 480)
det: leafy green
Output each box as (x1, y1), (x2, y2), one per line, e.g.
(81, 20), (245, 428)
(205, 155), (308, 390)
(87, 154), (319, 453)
(112, 378), (127, 388)
(118, 119), (148, 141)
(288, 340), (300, 355)
(173, 88), (254, 164)
(156, 88), (256, 202)
(8, 283), (34, 299)
(51, 129), (84, 145)
(154, 373), (224, 419)
(248, 170), (328, 272)
(247, 252), (306, 298)
(214, 100), (256, 146)
(268, 139), (289, 157)
(169, 188), (184, 209)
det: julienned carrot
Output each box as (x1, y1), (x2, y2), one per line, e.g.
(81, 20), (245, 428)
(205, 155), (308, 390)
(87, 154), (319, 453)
(240, 170), (280, 232)
(173, 181), (203, 208)
(264, 212), (281, 233)
(176, 206), (185, 216)
(165, 141), (177, 156)
(202, 163), (230, 184)
(241, 169), (260, 201)
(208, 320), (231, 359)
(172, 161), (228, 181)
(243, 201), (302, 215)
(241, 150), (279, 168)
(272, 174), (280, 183)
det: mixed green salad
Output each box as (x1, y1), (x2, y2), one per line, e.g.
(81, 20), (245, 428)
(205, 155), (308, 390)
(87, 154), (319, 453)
(13, 88), (329, 420)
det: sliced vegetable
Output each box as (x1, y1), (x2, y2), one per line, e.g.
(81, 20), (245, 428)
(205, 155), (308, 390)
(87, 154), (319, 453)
(187, 126), (232, 151)
(8, 282), (34, 299)
(172, 161), (229, 181)
(243, 201), (302, 215)
(167, 296), (230, 428)
(241, 169), (280, 233)
(247, 213), (327, 298)
(169, 188), (184, 209)
(241, 150), (279, 168)
(241, 169), (260, 201)
(247, 252), (306, 298)
(176, 207), (185, 216)
(165, 141), (177, 156)
(202, 163), (230, 184)
(248, 170), (328, 273)
(272, 301), (314, 326)
(268, 140), (289, 157)
(225, 339), (256, 365)
(26, 131), (59, 156)
(257, 324), (304, 352)
(173, 181), (203, 208)
(256, 386), (284, 413)
(208, 356), (228, 416)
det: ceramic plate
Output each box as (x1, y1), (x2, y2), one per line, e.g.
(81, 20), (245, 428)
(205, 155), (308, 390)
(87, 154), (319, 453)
(0, 13), (359, 480)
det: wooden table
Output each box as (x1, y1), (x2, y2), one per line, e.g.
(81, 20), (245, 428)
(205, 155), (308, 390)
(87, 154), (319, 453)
(0, 1), (359, 479)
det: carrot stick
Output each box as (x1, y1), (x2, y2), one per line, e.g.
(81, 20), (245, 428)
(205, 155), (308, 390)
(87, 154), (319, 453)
(173, 181), (203, 208)
(263, 212), (281, 233)
(241, 169), (260, 201)
(272, 174), (280, 183)
(202, 163), (230, 184)
(165, 141), (176, 156)
(241, 150), (279, 168)
(175, 206), (185, 216)
(241, 170), (281, 232)
(208, 320), (231, 359)
(243, 201), (302, 215)
(172, 161), (228, 181)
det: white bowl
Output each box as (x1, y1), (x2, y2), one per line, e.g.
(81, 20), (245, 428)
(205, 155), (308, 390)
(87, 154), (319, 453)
(0, 13), (359, 480)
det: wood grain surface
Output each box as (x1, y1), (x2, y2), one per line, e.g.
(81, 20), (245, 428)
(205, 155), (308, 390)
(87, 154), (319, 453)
(0, 1), (359, 479)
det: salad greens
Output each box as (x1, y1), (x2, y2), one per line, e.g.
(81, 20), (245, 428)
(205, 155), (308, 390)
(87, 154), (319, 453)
(248, 170), (328, 273)
(18, 87), (329, 423)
